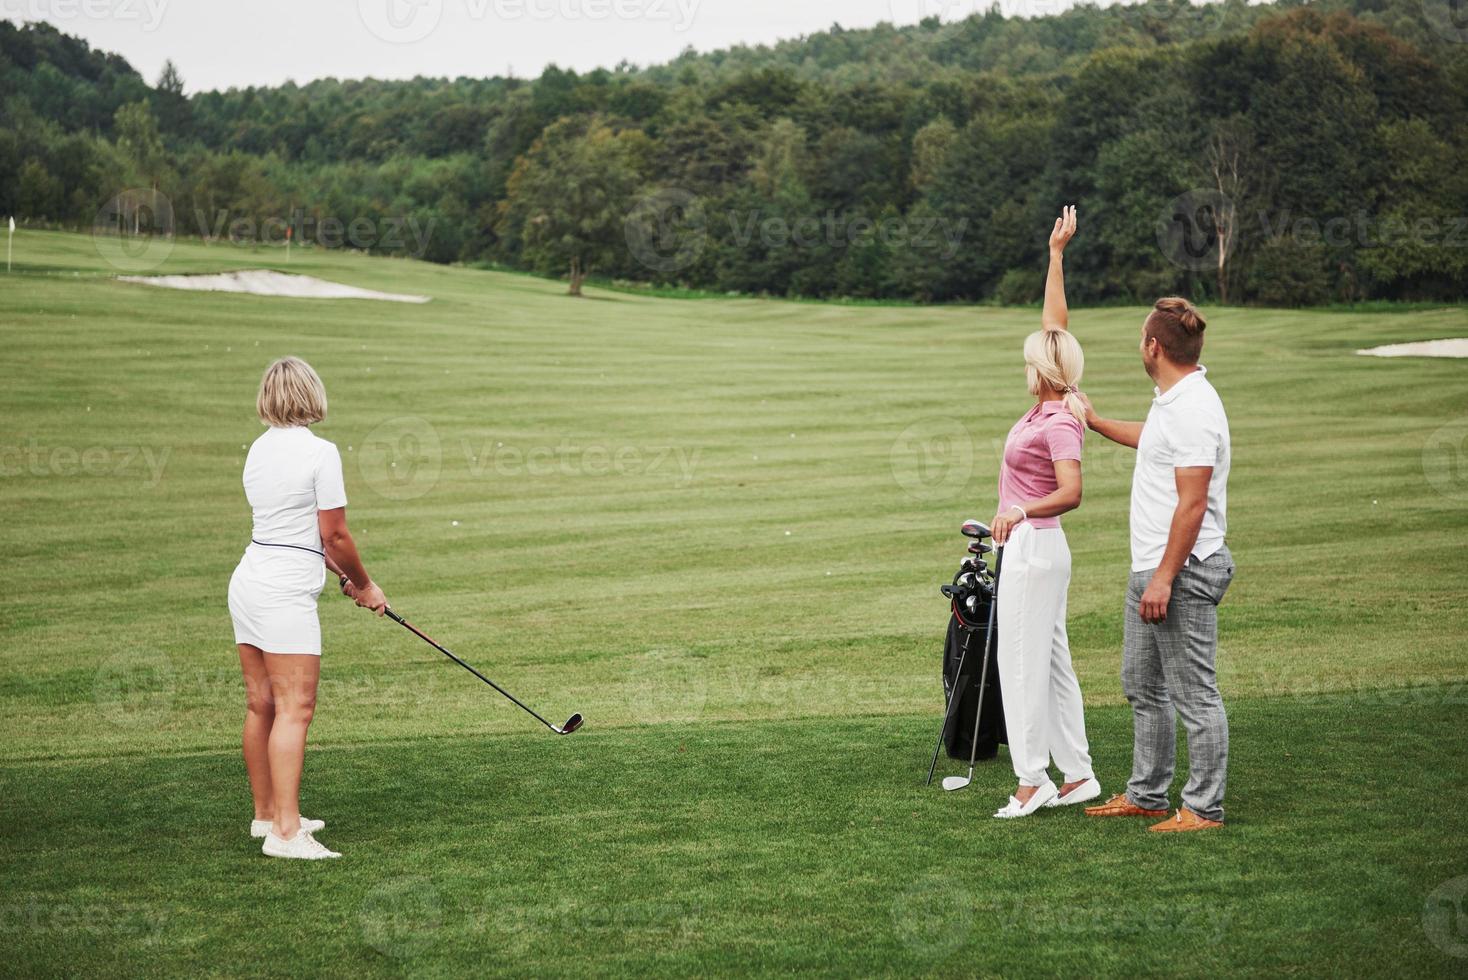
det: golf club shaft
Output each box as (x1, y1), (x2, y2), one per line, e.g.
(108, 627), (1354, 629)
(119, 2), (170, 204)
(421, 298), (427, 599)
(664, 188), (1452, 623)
(962, 545), (1003, 777)
(926, 624), (973, 786)
(383, 608), (565, 734)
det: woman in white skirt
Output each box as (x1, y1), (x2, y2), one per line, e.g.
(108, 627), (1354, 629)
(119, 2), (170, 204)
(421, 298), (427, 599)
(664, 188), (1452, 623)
(988, 206), (1100, 819)
(228, 356), (387, 859)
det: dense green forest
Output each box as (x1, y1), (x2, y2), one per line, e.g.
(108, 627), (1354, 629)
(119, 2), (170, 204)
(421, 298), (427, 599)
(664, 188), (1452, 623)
(2, 0), (1465, 303)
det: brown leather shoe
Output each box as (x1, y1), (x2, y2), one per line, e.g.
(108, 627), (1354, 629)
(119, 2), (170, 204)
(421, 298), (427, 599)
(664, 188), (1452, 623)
(1084, 793), (1168, 818)
(1148, 807), (1224, 833)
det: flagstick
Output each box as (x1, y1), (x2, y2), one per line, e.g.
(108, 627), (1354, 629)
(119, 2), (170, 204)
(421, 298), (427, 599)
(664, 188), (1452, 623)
(6, 217), (12, 273)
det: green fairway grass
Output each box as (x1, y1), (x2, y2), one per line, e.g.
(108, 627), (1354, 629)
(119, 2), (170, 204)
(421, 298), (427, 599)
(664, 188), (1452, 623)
(2, 230), (1466, 976)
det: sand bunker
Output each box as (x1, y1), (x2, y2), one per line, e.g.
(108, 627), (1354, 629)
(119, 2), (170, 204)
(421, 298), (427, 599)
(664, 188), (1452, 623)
(1356, 339), (1468, 358)
(118, 270), (430, 304)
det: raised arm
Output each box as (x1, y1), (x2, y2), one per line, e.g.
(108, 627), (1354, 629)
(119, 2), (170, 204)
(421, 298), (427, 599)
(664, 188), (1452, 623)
(1042, 205), (1077, 332)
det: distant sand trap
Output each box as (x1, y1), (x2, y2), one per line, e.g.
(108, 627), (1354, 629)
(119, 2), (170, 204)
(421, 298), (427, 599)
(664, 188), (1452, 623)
(1356, 339), (1468, 358)
(118, 270), (430, 304)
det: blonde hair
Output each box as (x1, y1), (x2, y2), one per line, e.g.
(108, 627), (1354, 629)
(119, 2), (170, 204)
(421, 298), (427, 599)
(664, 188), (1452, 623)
(1023, 329), (1086, 424)
(256, 356), (327, 427)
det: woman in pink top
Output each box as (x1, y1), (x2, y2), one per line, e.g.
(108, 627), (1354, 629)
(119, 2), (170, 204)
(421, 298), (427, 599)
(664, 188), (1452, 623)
(987, 206), (1100, 819)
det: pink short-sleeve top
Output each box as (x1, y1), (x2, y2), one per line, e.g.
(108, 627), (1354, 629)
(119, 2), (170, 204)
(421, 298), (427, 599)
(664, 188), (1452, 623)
(997, 400), (1084, 529)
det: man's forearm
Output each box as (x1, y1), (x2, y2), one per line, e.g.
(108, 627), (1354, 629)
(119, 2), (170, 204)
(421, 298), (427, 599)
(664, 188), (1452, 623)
(1153, 501), (1206, 585)
(1088, 416), (1144, 449)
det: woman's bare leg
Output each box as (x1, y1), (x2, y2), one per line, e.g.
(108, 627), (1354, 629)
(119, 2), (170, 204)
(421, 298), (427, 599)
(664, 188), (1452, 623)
(263, 652), (320, 840)
(238, 644), (275, 820)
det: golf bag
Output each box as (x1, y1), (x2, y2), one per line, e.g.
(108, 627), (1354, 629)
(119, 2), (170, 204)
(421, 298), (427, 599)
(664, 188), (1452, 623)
(942, 605), (1006, 761)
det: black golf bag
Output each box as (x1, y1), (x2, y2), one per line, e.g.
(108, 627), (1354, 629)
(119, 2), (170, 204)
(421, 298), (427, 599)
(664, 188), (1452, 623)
(942, 604), (1006, 761)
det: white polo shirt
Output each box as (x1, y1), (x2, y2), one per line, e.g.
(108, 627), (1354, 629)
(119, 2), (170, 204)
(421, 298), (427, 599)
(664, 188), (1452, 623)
(1130, 367), (1230, 573)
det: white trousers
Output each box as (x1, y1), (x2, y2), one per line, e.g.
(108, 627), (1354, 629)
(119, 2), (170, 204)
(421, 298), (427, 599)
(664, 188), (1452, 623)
(995, 523), (1093, 787)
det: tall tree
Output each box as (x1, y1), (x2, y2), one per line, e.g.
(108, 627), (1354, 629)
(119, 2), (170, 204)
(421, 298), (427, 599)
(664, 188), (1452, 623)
(498, 116), (649, 295)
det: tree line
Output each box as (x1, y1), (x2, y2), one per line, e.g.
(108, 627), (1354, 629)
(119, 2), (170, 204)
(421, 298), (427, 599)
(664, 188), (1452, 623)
(1, 0), (1464, 304)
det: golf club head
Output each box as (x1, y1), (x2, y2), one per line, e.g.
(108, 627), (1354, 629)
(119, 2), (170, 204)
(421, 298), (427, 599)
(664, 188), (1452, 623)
(967, 540), (992, 555)
(940, 584), (960, 599)
(960, 519), (992, 540)
(557, 713), (583, 735)
(941, 775), (973, 792)
(956, 572), (977, 591)
(964, 595), (979, 616)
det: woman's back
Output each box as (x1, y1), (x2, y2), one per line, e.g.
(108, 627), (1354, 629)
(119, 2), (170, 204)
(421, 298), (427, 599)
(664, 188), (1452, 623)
(243, 426), (346, 553)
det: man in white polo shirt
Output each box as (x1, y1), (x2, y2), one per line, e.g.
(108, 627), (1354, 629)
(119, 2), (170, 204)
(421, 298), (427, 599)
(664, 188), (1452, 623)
(1078, 297), (1235, 833)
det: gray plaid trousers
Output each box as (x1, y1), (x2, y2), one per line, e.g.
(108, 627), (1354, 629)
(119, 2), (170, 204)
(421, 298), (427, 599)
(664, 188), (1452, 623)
(1122, 547), (1234, 822)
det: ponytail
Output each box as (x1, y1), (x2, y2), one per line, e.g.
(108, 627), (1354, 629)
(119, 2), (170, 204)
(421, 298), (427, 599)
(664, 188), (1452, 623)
(1023, 330), (1086, 424)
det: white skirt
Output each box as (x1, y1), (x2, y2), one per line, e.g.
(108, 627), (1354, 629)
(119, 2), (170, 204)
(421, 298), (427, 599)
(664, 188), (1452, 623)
(228, 545), (328, 656)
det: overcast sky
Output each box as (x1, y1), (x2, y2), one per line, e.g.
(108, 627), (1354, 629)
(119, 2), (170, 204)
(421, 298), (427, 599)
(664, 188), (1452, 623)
(9, 0), (1094, 92)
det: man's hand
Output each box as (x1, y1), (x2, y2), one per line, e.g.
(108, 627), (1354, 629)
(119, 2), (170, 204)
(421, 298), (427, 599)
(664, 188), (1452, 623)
(1140, 575), (1172, 624)
(1048, 204), (1077, 256)
(990, 505), (1024, 546)
(1075, 391), (1098, 429)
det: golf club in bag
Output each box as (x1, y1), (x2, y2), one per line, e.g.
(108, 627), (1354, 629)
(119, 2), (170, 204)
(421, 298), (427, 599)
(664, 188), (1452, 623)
(925, 520), (1005, 788)
(341, 575), (583, 735)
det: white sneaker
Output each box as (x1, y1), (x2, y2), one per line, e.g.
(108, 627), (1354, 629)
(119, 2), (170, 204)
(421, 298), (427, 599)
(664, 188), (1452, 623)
(993, 780), (1059, 819)
(1044, 776), (1102, 808)
(261, 829), (341, 860)
(251, 817), (324, 839)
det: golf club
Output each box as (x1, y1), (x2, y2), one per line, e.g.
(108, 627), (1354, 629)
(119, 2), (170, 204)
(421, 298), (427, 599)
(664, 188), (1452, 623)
(925, 621), (975, 786)
(942, 544), (1003, 792)
(343, 576), (582, 735)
